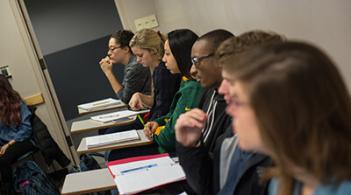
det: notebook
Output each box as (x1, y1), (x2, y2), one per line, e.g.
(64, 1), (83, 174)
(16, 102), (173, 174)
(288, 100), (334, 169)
(85, 129), (139, 148)
(107, 153), (186, 195)
(90, 109), (150, 123)
(78, 98), (124, 111)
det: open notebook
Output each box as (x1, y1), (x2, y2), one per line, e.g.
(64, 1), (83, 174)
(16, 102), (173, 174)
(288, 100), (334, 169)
(85, 130), (139, 148)
(90, 109), (150, 123)
(78, 98), (124, 111)
(107, 153), (185, 195)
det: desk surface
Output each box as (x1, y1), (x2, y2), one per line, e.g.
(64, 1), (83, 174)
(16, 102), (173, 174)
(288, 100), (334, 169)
(70, 116), (136, 134)
(77, 130), (153, 154)
(61, 168), (116, 195)
(78, 102), (127, 115)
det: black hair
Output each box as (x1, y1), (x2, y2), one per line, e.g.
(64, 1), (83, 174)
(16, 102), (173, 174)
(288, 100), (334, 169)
(197, 29), (235, 52)
(111, 30), (135, 53)
(167, 29), (198, 79)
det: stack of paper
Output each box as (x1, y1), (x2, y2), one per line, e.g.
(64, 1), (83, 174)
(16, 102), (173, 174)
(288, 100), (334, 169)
(86, 130), (139, 148)
(90, 109), (150, 123)
(78, 98), (124, 111)
(108, 153), (186, 195)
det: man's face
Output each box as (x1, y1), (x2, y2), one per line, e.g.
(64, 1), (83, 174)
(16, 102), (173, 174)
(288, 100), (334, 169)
(191, 40), (222, 87)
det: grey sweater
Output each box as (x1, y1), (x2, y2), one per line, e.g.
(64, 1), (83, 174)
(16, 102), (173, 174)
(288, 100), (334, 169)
(116, 56), (151, 103)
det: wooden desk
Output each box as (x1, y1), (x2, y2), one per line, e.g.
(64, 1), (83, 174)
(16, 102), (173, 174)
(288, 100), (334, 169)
(77, 130), (153, 155)
(70, 116), (136, 134)
(78, 102), (127, 115)
(61, 168), (116, 195)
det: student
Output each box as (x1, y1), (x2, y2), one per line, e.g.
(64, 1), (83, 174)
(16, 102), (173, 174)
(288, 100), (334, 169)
(129, 28), (181, 120)
(143, 29), (204, 154)
(181, 29), (234, 153)
(221, 41), (351, 195)
(107, 29), (181, 161)
(175, 31), (284, 195)
(0, 75), (35, 194)
(99, 30), (151, 103)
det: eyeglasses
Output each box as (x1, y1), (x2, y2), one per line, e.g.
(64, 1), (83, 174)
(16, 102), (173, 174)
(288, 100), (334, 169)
(191, 53), (214, 65)
(108, 46), (121, 52)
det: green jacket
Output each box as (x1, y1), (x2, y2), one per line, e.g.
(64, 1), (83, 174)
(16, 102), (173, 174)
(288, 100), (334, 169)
(154, 79), (204, 153)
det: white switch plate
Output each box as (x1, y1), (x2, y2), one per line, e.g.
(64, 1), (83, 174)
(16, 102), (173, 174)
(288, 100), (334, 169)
(0, 65), (11, 78)
(134, 14), (159, 31)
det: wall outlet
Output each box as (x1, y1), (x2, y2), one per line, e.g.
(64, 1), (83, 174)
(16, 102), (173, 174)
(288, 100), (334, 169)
(0, 65), (12, 78)
(134, 14), (159, 31)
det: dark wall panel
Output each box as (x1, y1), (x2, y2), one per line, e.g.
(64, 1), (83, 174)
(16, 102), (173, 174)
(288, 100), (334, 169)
(44, 36), (124, 120)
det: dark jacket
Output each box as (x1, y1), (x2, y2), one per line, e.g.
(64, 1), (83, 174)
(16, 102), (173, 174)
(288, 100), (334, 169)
(177, 130), (271, 195)
(30, 106), (70, 167)
(197, 83), (232, 154)
(149, 62), (181, 121)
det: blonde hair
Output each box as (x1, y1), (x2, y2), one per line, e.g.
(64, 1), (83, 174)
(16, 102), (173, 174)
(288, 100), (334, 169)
(129, 29), (166, 60)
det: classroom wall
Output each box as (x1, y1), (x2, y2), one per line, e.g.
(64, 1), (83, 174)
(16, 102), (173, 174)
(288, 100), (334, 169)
(0, 0), (72, 159)
(152, 0), (351, 91)
(25, 0), (122, 55)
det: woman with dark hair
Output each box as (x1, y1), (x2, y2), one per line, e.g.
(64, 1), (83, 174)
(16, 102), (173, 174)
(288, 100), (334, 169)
(220, 41), (351, 195)
(99, 30), (151, 103)
(0, 75), (35, 193)
(144, 29), (204, 153)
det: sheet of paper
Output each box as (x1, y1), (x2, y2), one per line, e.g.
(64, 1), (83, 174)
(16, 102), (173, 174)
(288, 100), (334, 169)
(108, 155), (185, 195)
(78, 98), (123, 111)
(86, 130), (139, 148)
(90, 109), (150, 123)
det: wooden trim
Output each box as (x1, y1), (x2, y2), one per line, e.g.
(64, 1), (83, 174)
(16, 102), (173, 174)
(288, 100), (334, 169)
(24, 93), (44, 106)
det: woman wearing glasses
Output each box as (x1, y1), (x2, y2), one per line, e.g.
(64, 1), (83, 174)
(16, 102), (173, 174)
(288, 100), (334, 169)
(99, 30), (151, 104)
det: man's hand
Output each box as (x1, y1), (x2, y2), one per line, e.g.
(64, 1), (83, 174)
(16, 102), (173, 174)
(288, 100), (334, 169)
(175, 108), (207, 147)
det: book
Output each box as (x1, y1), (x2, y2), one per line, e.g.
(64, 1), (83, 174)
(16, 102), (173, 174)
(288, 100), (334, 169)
(78, 98), (124, 111)
(107, 153), (186, 195)
(90, 109), (150, 123)
(85, 129), (139, 148)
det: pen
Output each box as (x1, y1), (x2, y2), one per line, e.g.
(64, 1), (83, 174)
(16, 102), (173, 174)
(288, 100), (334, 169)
(137, 114), (145, 126)
(120, 163), (157, 174)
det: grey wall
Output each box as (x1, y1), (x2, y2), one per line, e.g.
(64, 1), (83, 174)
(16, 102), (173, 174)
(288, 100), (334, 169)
(25, 0), (122, 55)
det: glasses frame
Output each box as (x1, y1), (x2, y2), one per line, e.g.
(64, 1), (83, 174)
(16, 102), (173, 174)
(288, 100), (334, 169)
(191, 53), (214, 66)
(108, 46), (122, 52)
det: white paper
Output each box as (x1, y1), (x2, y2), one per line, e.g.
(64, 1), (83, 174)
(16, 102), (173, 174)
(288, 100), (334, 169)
(90, 109), (150, 123)
(78, 98), (123, 111)
(86, 130), (139, 148)
(109, 156), (185, 195)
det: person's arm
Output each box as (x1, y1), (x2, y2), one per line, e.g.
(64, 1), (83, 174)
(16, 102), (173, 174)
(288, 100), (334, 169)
(174, 110), (213, 194)
(129, 92), (153, 110)
(150, 66), (181, 120)
(100, 57), (123, 94)
(12, 103), (33, 142)
(153, 82), (204, 152)
(117, 64), (151, 103)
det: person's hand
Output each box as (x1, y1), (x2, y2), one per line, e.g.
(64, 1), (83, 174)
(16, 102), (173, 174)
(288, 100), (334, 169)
(99, 56), (113, 74)
(129, 92), (146, 110)
(175, 108), (207, 147)
(144, 121), (159, 139)
(0, 144), (10, 156)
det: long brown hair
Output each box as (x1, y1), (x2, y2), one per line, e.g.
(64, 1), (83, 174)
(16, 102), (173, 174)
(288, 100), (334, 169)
(0, 75), (22, 127)
(220, 41), (351, 194)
